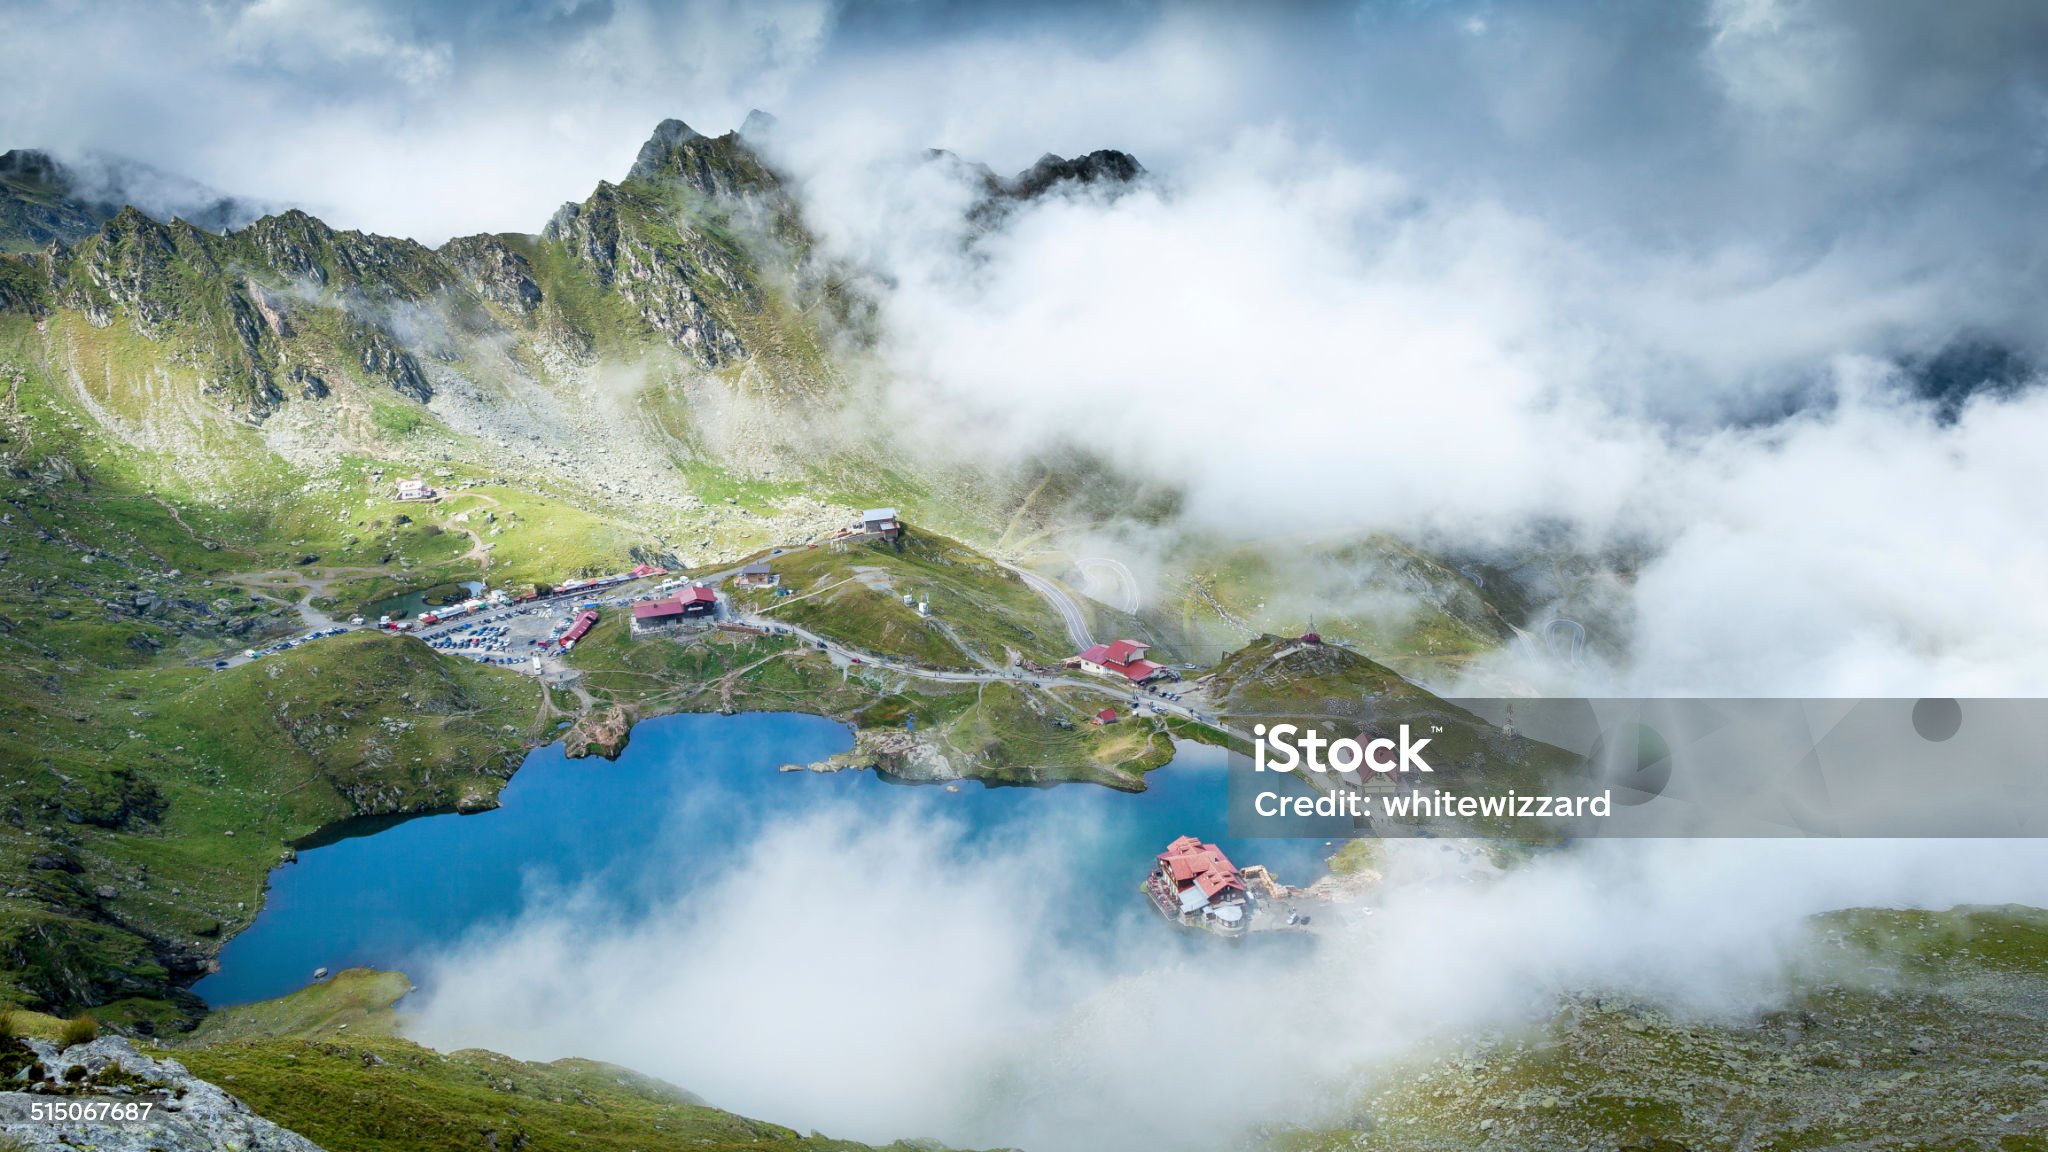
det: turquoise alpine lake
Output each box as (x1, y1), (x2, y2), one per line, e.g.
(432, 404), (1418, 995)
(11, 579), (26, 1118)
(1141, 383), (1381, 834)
(195, 711), (1336, 1006)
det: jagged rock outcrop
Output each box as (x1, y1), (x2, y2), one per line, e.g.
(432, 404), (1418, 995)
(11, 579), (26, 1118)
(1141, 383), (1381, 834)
(739, 108), (779, 143)
(626, 117), (781, 200)
(244, 278), (294, 337)
(0, 252), (49, 314)
(0, 115), (1144, 464)
(242, 210), (332, 285)
(59, 207), (183, 330)
(240, 210), (447, 301)
(0, 1036), (325, 1151)
(288, 363), (329, 399)
(1, 147), (270, 248)
(38, 208), (288, 417)
(1001, 149), (1146, 199)
(963, 148), (1147, 232)
(542, 184), (623, 285)
(614, 237), (749, 365)
(353, 327), (432, 402)
(0, 150), (111, 249)
(541, 175), (752, 366)
(438, 233), (542, 313)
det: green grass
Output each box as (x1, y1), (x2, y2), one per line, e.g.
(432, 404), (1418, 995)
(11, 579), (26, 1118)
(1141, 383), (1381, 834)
(1152, 533), (1525, 679)
(566, 621), (877, 722)
(562, 617), (1177, 784)
(0, 629), (540, 1021)
(1272, 907), (2048, 1152)
(370, 401), (425, 437)
(186, 968), (412, 1045)
(1205, 633), (1435, 718)
(172, 969), (956, 1152)
(1204, 634), (1582, 837)
(1326, 838), (1383, 877)
(735, 529), (1071, 670)
(440, 485), (654, 586)
(920, 679), (1175, 789)
(1820, 904), (2048, 978)
(177, 1035), (922, 1152)
(55, 1013), (98, 1047)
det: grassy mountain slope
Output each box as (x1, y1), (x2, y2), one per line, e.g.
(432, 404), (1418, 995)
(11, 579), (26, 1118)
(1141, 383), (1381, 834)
(0, 320), (562, 1025)
(1202, 633), (1584, 835)
(558, 583), (1175, 789)
(732, 529), (1073, 670)
(0, 113), (1528, 1026)
(1272, 906), (2048, 1151)
(0, 627), (539, 1025)
(173, 969), (960, 1152)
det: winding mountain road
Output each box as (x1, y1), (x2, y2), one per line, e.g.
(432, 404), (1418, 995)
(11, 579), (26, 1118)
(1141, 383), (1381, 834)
(1009, 565), (1094, 651)
(1074, 557), (1141, 613)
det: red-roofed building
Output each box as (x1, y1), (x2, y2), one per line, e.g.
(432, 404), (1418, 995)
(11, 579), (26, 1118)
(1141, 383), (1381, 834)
(1071, 639), (1164, 683)
(560, 610), (599, 650)
(1094, 707), (1118, 725)
(1147, 835), (1249, 933)
(630, 586), (717, 634)
(631, 600), (686, 634)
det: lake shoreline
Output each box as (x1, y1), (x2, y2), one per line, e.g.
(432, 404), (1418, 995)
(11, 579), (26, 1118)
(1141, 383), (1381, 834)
(192, 710), (1316, 1009)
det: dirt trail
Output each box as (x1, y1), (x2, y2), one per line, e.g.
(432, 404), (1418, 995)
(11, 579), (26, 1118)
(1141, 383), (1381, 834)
(146, 494), (243, 555)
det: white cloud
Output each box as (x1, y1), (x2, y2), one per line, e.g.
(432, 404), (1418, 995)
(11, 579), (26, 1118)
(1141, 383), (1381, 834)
(7, 0), (2048, 693)
(407, 796), (2048, 1150)
(220, 0), (454, 87)
(0, 0), (836, 241)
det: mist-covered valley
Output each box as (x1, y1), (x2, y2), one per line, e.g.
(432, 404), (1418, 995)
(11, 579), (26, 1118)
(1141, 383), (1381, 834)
(5, 2), (2048, 1150)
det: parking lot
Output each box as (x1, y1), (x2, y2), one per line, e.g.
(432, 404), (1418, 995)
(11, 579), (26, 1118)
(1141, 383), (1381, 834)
(416, 605), (568, 669)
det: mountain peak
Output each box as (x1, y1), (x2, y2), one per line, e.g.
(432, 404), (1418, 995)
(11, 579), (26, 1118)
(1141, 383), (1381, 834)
(1, 147), (275, 252)
(1000, 150), (1146, 200)
(627, 119), (707, 183)
(739, 109), (778, 144)
(0, 148), (64, 188)
(959, 148), (1146, 231)
(618, 116), (780, 202)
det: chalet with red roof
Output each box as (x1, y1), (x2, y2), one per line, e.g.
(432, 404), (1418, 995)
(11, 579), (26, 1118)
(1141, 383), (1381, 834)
(630, 585), (717, 634)
(1147, 835), (1249, 933)
(1070, 639), (1163, 683)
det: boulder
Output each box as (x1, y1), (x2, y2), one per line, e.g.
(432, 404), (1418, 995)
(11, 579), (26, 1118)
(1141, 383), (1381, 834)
(0, 1036), (326, 1151)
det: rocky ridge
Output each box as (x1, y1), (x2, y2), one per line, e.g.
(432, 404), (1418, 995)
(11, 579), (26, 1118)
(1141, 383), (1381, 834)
(1, 1036), (323, 1151)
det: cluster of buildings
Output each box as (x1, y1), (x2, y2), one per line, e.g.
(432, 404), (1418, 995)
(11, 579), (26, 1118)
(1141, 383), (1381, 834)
(1148, 835), (1250, 934)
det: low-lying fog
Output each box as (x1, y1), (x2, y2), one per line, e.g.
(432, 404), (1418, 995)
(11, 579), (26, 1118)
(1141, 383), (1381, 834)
(407, 794), (2048, 1151)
